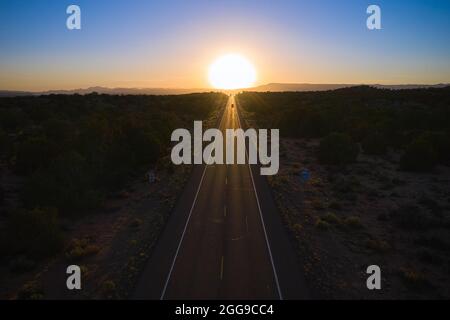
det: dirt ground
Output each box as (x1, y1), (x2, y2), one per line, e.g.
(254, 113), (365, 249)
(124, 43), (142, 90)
(0, 161), (192, 299)
(268, 137), (450, 299)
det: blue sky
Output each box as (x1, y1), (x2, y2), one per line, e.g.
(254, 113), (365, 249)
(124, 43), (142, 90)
(0, 0), (449, 90)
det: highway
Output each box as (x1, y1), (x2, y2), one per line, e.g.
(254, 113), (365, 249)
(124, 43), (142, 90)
(133, 96), (308, 300)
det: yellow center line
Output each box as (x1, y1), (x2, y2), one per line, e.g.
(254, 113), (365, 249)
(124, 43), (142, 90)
(220, 256), (224, 280)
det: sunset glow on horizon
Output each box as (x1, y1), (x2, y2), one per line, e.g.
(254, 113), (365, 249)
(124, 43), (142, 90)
(0, 0), (449, 91)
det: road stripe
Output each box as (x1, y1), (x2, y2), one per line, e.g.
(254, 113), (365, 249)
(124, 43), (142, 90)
(160, 100), (229, 300)
(220, 256), (224, 280)
(235, 97), (284, 300)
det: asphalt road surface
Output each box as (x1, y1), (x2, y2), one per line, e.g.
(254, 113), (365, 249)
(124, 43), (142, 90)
(133, 96), (308, 300)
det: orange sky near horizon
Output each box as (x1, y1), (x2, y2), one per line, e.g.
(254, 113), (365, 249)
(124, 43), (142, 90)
(1, 1), (449, 91)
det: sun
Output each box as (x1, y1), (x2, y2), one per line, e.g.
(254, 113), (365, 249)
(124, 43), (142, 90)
(208, 54), (256, 90)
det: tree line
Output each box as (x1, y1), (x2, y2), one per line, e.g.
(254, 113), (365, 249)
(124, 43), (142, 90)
(237, 86), (450, 170)
(0, 92), (227, 259)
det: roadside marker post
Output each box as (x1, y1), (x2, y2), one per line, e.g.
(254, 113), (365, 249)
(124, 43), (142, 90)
(300, 168), (310, 184)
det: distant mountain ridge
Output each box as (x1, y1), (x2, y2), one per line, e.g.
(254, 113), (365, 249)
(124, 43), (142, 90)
(1, 83), (449, 97)
(0, 86), (211, 97)
(250, 83), (450, 92)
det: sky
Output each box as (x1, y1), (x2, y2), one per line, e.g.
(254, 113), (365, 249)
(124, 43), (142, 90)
(0, 0), (449, 91)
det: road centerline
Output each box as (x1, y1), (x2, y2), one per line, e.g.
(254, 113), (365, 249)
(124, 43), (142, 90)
(235, 97), (283, 300)
(160, 101), (228, 300)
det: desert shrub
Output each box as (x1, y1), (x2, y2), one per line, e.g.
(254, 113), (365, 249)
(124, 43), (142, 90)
(400, 137), (437, 172)
(418, 196), (443, 216)
(417, 249), (443, 265)
(391, 205), (438, 230)
(17, 281), (44, 300)
(311, 199), (326, 210)
(322, 212), (341, 224)
(318, 133), (359, 165)
(0, 185), (4, 205)
(8, 255), (36, 273)
(237, 88), (450, 156)
(15, 137), (60, 175)
(414, 236), (450, 252)
(121, 126), (161, 167)
(3, 207), (63, 258)
(129, 218), (143, 229)
(328, 201), (342, 210)
(332, 176), (361, 194)
(0, 128), (7, 154)
(315, 219), (331, 230)
(279, 109), (333, 138)
(21, 152), (101, 214)
(0, 108), (28, 132)
(362, 131), (388, 155)
(399, 268), (432, 291)
(343, 216), (362, 229)
(42, 118), (73, 144)
(422, 131), (450, 164)
(292, 223), (303, 234)
(365, 239), (390, 253)
(101, 280), (118, 299)
(65, 238), (100, 261)
(348, 121), (370, 143)
(0, 93), (227, 216)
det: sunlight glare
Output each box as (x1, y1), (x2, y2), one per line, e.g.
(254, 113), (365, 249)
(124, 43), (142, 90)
(208, 54), (256, 90)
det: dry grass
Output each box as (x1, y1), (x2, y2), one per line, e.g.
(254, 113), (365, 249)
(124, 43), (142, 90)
(65, 238), (100, 261)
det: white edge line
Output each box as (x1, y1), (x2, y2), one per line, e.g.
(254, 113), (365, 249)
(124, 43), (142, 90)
(235, 97), (284, 300)
(160, 100), (228, 300)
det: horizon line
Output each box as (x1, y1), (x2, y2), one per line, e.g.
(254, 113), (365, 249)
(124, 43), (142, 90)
(1, 82), (450, 94)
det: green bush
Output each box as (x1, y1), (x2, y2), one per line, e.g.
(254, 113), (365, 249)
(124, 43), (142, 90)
(237, 88), (450, 156)
(0, 185), (4, 205)
(315, 218), (331, 230)
(417, 249), (443, 265)
(65, 238), (100, 261)
(3, 207), (64, 258)
(362, 131), (388, 155)
(43, 118), (73, 144)
(422, 131), (450, 164)
(318, 133), (359, 165)
(343, 216), (362, 228)
(9, 255), (36, 273)
(21, 152), (101, 214)
(0, 128), (7, 155)
(17, 281), (44, 300)
(15, 137), (60, 175)
(415, 236), (450, 252)
(0, 108), (28, 132)
(322, 212), (341, 224)
(400, 138), (437, 172)
(391, 205), (438, 230)
(399, 268), (432, 291)
(0, 93), (227, 216)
